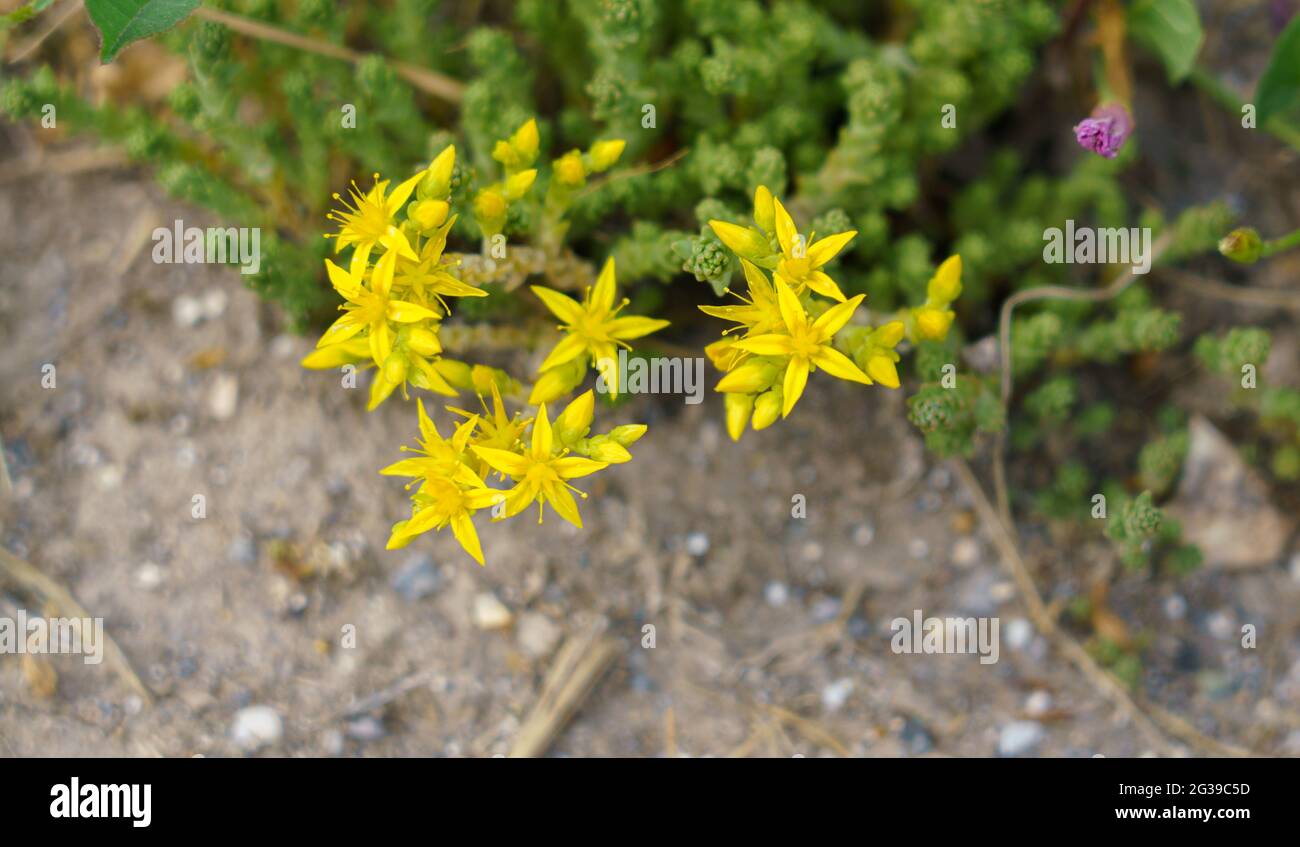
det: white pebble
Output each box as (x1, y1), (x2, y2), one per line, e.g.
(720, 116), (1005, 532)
(764, 581), (789, 608)
(473, 593), (514, 630)
(685, 532), (710, 557)
(231, 705), (283, 751)
(998, 721), (1044, 757)
(821, 678), (854, 712)
(1024, 690), (1052, 717)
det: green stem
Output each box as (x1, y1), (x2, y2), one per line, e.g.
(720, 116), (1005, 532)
(1187, 67), (1300, 153)
(1263, 227), (1300, 258)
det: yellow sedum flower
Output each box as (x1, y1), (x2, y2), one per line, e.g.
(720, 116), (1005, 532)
(530, 257), (669, 402)
(729, 276), (872, 418)
(382, 401), (501, 564)
(471, 403), (609, 527)
(326, 171), (424, 267)
(709, 186), (857, 302)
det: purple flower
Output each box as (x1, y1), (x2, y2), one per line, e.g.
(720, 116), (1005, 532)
(1073, 103), (1134, 159)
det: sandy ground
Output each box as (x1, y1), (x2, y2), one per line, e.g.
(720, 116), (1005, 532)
(2, 160), (1297, 758)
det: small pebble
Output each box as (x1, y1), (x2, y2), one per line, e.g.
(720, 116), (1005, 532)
(1205, 610), (1234, 641)
(685, 532), (710, 557)
(852, 523), (875, 547)
(821, 678), (854, 712)
(997, 721), (1044, 757)
(907, 538), (929, 560)
(201, 288), (228, 320)
(135, 562), (164, 591)
(516, 612), (561, 659)
(473, 593), (514, 630)
(800, 541), (823, 563)
(1163, 594), (1187, 621)
(227, 535), (257, 565)
(390, 553), (440, 601)
(1024, 690), (1052, 718)
(950, 537), (980, 568)
(764, 581), (789, 608)
(209, 374), (239, 421)
(231, 705), (283, 751)
(811, 597), (841, 622)
(172, 295), (204, 328)
(345, 715), (386, 742)
(899, 718), (933, 755)
(1005, 617), (1034, 651)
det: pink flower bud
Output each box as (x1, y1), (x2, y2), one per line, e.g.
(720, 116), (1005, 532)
(1073, 103), (1134, 159)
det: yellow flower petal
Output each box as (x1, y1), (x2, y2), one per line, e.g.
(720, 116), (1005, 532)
(811, 346), (872, 385)
(531, 404), (554, 458)
(772, 197), (797, 256)
(531, 285), (585, 325)
(450, 512), (486, 566)
(811, 294), (865, 338)
(731, 334), (795, 357)
(590, 257), (617, 314)
(807, 231), (857, 268)
(607, 315), (670, 340)
(552, 456), (608, 479)
(471, 446), (531, 478)
(538, 332), (590, 372)
(781, 360), (809, 417)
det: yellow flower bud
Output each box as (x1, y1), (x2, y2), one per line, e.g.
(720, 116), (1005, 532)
(433, 358), (473, 391)
(503, 169), (537, 201)
(553, 151), (587, 188)
(752, 388), (783, 430)
(709, 220), (772, 262)
(473, 189), (508, 237)
(609, 424), (647, 446)
(409, 199), (449, 231)
(724, 392), (755, 441)
(865, 354), (900, 389)
(407, 325), (441, 358)
(715, 358), (779, 394)
(926, 254), (963, 305)
(753, 185), (775, 233)
(421, 145), (456, 199)
(586, 436), (632, 463)
(528, 358), (585, 405)
(586, 139), (625, 172)
(914, 307), (955, 341)
(382, 351), (408, 385)
(513, 118), (540, 164)
(705, 337), (742, 370)
(555, 390), (595, 445)
(873, 320), (906, 348)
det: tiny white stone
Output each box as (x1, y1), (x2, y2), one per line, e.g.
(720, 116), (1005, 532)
(1024, 690), (1052, 717)
(764, 581), (789, 608)
(685, 532), (710, 557)
(950, 537), (980, 568)
(135, 562), (164, 591)
(821, 678), (854, 712)
(209, 374), (239, 421)
(474, 593), (514, 630)
(231, 705), (283, 750)
(172, 295), (203, 328)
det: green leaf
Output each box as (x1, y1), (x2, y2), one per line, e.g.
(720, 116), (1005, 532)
(1257, 15), (1300, 124)
(84, 0), (200, 62)
(1, 0), (54, 30)
(1128, 0), (1204, 83)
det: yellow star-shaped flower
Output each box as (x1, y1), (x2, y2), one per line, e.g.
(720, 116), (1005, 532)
(530, 257), (669, 400)
(729, 277), (871, 417)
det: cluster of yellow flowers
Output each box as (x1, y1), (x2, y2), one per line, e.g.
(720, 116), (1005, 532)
(304, 120), (667, 565)
(382, 388), (644, 564)
(702, 186), (962, 440)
